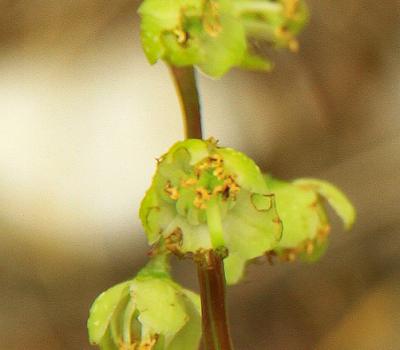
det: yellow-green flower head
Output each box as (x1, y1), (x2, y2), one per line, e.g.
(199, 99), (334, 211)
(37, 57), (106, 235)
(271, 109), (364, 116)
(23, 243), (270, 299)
(265, 176), (356, 262)
(140, 139), (282, 284)
(88, 256), (201, 350)
(138, 0), (308, 77)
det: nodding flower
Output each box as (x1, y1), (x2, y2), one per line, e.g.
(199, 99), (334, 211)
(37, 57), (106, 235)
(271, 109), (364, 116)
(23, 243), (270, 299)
(140, 138), (283, 284)
(138, 0), (309, 78)
(265, 175), (355, 263)
(88, 255), (201, 350)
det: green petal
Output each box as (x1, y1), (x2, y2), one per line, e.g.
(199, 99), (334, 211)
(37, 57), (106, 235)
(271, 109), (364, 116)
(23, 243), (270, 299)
(198, 0), (247, 77)
(240, 51), (273, 71)
(166, 290), (202, 350)
(223, 190), (282, 283)
(216, 147), (268, 193)
(164, 218), (212, 252)
(293, 178), (356, 230)
(224, 252), (247, 285)
(267, 176), (326, 249)
(140, 186), (176, 244)
(164, 139), (210, 165)
(88, 281), (131, 345)
(133, 277), (188, 337)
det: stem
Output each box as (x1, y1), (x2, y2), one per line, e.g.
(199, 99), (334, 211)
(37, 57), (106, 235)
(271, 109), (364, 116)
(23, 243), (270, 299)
(168, 63), (232, 349)
(196, 250), (233, 350)
(169, 65), (203, 139)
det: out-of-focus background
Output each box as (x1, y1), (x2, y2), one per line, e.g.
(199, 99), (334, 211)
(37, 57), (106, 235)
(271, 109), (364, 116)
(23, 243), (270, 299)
(1, 1), (400, 349)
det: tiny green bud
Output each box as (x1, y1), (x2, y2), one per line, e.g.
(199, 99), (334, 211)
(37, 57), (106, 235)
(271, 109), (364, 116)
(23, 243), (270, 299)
(88, 255), (201, 350)
(265, 175), (355, 262)
(140, 139), (282, 284)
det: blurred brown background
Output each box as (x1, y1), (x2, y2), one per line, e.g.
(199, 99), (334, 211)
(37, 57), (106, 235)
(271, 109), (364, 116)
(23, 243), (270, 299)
(1, 0), (400, 349)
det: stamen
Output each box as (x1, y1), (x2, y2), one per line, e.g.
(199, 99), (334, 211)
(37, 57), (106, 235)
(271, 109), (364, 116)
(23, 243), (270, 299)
(164, 182), (179, 200)
(181, 177), (198, 187)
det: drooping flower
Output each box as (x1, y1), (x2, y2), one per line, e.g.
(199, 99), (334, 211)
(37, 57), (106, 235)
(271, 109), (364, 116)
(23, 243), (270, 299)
(265, 175), (356, 262)
(88, 255), (201, 350)
(138, 0), (308, 77)
(140, 138), (282, 284)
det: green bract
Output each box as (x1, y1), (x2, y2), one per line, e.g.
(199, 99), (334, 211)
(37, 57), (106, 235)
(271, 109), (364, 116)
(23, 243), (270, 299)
(88, 256), (201, 350)
(140, 139), (282, 284)
(265, 175), (355, 262)
(138, 0), (308, 77)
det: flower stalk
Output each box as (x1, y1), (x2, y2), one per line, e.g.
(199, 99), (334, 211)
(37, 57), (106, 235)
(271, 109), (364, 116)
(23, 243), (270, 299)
(168, 65), (233, 349)
(196, 250), (233, 350)
(169, 65), (203, 139)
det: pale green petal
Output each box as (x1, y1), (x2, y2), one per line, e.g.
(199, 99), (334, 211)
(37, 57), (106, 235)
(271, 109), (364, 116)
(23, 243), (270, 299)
(223, 190), (282, 267)
(98, 330), (117, 350)
(166, 290), (202, 350)
(133, 278), (188, 337)
(164, 139), (210, 165)
(198, 0), (247, 77)
(140, 186), (176, 244)
(88, 281), (131, 345)
(240, 51), (273, 71)
(216, 148), (268, 193)
(267, 177), (324, 249)
(293, 178), (356, 230)
(164, 217), (212, 252)
(224, 252), (247, 285)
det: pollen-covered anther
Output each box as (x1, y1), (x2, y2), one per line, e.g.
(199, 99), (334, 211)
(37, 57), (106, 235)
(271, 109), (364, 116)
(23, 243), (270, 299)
(212, 184), (226, 196)
(213, 166), (225, 179)
(283, 0), (300, 18)
(316, 225), (331, 243)
(305, 240), (314, 255)
(164, 182), (179, 200)
(224, 176), (240, 197)
(181, 177), (198, 188)
(172, 28), (188, 44)
(138, 336), (157, 350)
(209, 153), (223, 167)
(194, 187), (211, 209)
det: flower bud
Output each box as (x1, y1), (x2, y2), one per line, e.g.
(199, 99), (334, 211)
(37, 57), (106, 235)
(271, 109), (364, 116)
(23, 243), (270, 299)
(140, 139), (282, 284)
(88, 256), (201, 350)
(265, 176), (355, 262)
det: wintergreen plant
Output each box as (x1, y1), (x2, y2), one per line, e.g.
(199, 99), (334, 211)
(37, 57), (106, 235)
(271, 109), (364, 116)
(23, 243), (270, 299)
(88, 1), (356, 349)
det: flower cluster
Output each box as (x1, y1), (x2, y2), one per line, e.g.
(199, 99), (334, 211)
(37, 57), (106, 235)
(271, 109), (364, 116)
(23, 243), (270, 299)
(139, 0), (308, 77)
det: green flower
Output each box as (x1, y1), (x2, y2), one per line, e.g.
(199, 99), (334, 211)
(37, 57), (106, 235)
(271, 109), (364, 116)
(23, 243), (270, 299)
(235, 0), (309, 52)
(138, 0), (308, 77)
(88, 256), (201, 350)
(140, 138), (282, 284)
(265, 175), (355, 262)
